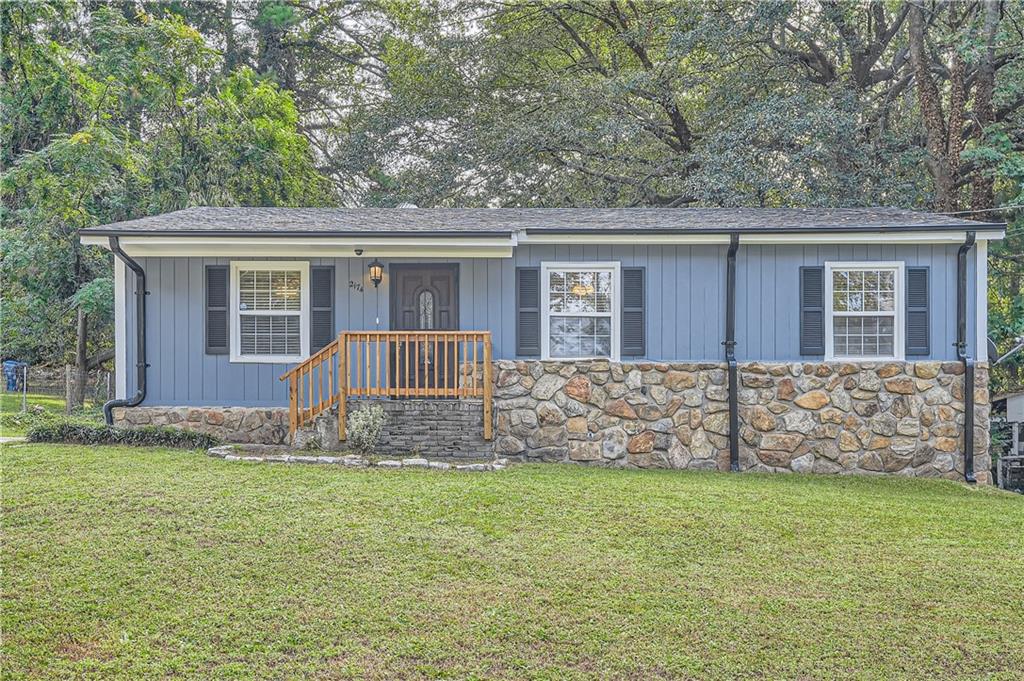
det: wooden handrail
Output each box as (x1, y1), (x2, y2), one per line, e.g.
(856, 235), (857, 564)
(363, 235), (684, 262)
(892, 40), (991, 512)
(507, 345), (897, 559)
(280, 330), (494, 442)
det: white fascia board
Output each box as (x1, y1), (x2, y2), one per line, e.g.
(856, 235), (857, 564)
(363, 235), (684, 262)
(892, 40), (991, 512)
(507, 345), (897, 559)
(520, 232), (731, 245)
(740, 229), (1005, 245)
(80, 228), (1005, 252)
(80, 235), (516, 258)
(519, 229), (1005, 245)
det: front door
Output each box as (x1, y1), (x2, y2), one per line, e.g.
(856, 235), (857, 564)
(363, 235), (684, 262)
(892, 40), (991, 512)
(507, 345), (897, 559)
(390, 264), (459, 393)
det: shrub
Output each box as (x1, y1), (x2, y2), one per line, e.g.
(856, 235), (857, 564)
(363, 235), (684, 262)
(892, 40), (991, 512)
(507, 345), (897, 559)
(1, 408), (64, 433)
(346, 403), (386, 455)
(1, 407), (102, 435)
(26, 423), (221, 449)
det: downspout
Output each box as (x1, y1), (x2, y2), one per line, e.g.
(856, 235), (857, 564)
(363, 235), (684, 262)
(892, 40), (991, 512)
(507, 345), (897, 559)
(724, 234), (740, 472)
(102, 237), (147, 425)
(955, 231), (976, 483)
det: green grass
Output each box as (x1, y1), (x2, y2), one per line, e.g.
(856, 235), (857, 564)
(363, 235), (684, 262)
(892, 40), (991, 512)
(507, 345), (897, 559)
(0, 392), (99, 437)
(3, 445), (1023, 679)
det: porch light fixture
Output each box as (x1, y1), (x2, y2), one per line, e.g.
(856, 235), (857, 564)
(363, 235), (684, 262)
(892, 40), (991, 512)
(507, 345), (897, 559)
(368, 259), (384, 288)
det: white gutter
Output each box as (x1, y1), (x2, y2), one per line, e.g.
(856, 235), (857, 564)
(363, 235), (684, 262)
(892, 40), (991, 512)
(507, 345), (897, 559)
(81, 227), (1006, 256)
(80, 234), (519, 258)
(520, 229), (1006, 245)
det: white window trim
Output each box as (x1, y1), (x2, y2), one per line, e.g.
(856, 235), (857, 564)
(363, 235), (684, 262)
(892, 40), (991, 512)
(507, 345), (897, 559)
(230, 261), (310, 364)
(824, 261), (905, 362)
(540, 261), (621, 362)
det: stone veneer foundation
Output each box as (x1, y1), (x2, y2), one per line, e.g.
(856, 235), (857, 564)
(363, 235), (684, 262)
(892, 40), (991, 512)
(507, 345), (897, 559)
(112, 359), (990, 483)
(492, 360), (991, 483)
(112, 406), (289, 445)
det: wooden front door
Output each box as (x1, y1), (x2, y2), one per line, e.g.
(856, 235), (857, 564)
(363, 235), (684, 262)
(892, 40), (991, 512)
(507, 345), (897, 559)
(390, 264), (459, 392)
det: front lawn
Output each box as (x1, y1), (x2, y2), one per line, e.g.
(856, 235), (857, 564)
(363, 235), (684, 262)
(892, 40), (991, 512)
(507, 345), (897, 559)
(3, 445), (1023, 679)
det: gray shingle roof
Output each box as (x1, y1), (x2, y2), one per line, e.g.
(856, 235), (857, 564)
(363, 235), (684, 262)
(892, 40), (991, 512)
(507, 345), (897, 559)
(79, 206), (1003, 236)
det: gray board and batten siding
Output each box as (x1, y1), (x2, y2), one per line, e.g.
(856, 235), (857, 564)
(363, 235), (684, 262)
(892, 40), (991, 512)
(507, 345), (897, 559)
(124, 243), (980, 408)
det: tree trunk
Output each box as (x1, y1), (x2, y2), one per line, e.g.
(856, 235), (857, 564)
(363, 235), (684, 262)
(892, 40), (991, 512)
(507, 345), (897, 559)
(908, 2), (955, 211)
(67, 307), (88, 412)
(223, 0), (238, 76)
(970, 0), (1000, 212)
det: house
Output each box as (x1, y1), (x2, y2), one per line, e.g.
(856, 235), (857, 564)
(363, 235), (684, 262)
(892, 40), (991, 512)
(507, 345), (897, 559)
(80, 207), (1005, 482)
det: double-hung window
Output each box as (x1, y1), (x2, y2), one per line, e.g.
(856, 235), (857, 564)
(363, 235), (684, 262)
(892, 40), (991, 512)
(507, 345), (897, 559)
(541, 262), (620, 361)
(825, 261), (904, 361)
(230, 261), (309, 363)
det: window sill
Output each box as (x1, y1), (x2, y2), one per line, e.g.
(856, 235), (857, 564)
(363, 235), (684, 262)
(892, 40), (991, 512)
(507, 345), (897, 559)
(230, 355), (308, 365)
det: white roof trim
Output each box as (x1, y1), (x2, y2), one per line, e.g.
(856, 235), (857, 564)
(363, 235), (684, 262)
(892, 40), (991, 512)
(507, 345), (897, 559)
(522, 229), (1005, 245)
(80, 234), (517, 258)
(80, 228), (1005, 255)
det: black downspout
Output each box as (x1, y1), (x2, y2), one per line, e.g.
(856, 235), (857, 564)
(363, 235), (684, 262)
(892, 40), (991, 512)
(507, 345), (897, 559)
(724, 234), (740, 472)
(955, 231), (976, 484)
(102, 237), (147, 425)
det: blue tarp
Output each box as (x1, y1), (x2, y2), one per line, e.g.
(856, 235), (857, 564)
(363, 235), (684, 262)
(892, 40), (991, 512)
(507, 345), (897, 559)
(3, 361), (27, 392)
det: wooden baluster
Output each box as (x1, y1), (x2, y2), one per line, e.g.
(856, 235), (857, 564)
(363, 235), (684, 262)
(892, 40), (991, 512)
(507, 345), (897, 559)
(433, 334), (438, 396)
(306, 365), (313, 422)
(413, 333), (419, 396)
(375, 334), (381, 397)
(442, 334), (449, 397)
(289, 373), (298, 435)
(403, 335), (410, 398)
(464, 334), (470, 398)
(338, 333), (347, 440)
(327, 346), (334, 407)
(384, 334), (391, 397)
(465, 335), (469, 398)
(317, 357), (324, 413)
(452, 333), (460, 399)
(472, 335), (479, 396)
(483, 333), (493, 440)
(453, 334), (459, 398)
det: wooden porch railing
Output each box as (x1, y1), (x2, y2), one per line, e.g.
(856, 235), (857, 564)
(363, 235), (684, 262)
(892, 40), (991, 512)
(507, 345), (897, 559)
(279, 330), (493, 442)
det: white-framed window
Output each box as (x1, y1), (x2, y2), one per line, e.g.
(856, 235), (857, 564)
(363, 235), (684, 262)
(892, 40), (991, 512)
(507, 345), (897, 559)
(825, 261), (904, 361)
(541, 262), (620, 361)
(230, 261), (309, 363)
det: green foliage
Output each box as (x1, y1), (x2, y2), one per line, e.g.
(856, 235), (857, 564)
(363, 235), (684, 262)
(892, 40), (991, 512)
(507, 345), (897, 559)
(1, 6), (336, 366)
(1, 408), (97, 437)
(72, 277), (114, 317)
(2, 1), (1022, 391)
(26, 422), (220, 449)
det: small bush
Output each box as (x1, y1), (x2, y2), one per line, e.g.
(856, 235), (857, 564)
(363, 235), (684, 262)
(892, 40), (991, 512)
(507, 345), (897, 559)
(346, 403), (386, 455)
(26, 423), (221, 449)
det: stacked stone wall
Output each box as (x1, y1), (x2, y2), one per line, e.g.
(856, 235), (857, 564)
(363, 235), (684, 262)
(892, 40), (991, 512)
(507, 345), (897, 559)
(112, 360), (991, 482)
(369, 399), (490, 458)
(492, 360), (991, 483)
(112, 406), (289, 445)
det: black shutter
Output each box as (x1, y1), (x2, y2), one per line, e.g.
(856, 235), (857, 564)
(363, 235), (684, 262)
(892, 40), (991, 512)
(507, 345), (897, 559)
(906, 266), (930, 356)
(516, 267), (540, 356)
(310, 266), (335, 354)
(621, 267), (645, 357)
(799, 266), (825, 356)
(205, 265), (229, 355)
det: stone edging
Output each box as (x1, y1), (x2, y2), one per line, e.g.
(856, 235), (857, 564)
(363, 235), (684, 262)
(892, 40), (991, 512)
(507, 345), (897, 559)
(207, 445), (507, 471)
